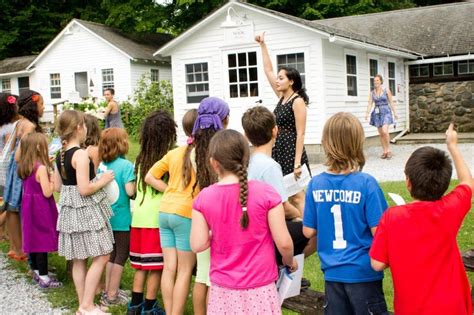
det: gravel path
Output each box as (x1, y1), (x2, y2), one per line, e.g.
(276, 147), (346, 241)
(311, 143), (474, 182)
(0, 253), (65, 314)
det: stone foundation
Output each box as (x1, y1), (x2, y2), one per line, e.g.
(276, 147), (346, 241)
(410, 81), (474, 132)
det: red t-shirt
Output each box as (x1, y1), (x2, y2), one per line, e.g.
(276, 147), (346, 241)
(370, 184), (472, 315)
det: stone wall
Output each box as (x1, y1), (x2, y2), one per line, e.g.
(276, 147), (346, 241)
(410, 81), (474, 132)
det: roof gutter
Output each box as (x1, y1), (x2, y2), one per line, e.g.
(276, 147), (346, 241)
(0, 68), (35, 78)
(405, 53), (473, 65)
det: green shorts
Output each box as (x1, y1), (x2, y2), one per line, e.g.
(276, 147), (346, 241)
(195, 248), (210, 286)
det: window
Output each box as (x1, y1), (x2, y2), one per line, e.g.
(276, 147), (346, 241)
(151, 69), (159, 82)
(388, 62), (396, 96)
(277, 53), (305, 86)
(409, 64), (429, 77)
(369, 59), (378, 91)
(185, 62), (209, 103)
(102, 68), (114, 91)
(50, 73), (61, 99)
(1, 79), (11, 93)
(228, 52), (258, 98)
(18, 77), (29, 94)
(433, 62), (453, 76)
(458, 60), (474, 74)
(346, 55), (357, 96)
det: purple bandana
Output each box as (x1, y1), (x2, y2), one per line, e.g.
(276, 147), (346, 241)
(192, 97), (230, 135)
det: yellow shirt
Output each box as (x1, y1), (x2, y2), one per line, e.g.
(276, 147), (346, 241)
(149, 145), (197, 219)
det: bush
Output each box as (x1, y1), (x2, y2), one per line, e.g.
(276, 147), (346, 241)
(122, 76), (173, 138)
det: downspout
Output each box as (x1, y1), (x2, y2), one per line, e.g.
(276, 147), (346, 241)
(391, 63), (410, 143)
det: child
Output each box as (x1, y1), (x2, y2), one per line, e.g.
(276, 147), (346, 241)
(4, 90), (45, 262)
(54, 110), (115, 314)
(303, 112), (389, 315)
(84, 114), (101, 171)
(370, 124), (473, 315)
(17, 132), (62, 288)
(242, 106), (316, 270)
(190, 129), (297, 314)
(97, 128), (136, 307)
(145, 97), (228, 315)
(127, 110), (178, 315)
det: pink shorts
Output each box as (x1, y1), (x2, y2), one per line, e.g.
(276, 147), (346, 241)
(207, 282), (281, 314)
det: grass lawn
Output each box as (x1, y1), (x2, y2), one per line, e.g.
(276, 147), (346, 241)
(1, 139), (472, 314)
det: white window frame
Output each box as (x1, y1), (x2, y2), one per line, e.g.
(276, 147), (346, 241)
(151, 69), (160, 82)
(368, 55), (379, 92)
(344, 50), (358, 98)
(226, 50), (259, 99)
(185, 62), (210, 104)
(433, 62), (453, 76)
(409, 64), (429, 78)
(1, 79), (11, 93)
(101, 68), (114, 91)
(50, 73), (61, 99)
(276, 51), (306, 87)
(458, 60), (474, 75)
(387, 59), (397, 97)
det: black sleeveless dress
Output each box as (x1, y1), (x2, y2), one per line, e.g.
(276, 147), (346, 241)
(272, 96), (309, 176)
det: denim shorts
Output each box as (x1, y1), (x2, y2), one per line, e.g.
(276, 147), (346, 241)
(324, 280), (388, 315)
(159, 212), (192, 252)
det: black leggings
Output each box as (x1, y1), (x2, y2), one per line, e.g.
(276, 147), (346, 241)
(30, 253), (48, 276)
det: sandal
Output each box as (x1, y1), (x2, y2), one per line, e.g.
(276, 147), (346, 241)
(380, 153), (387, 159)
(386, 152), (393, 160)
(38, 277), (63, 289)
(7, 250), (15, 258)
(12, 253), (28, 262)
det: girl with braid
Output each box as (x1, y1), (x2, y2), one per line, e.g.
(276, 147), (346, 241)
(127, 110), (178, 315)
(53, 110), (115, 315)
(145, 98), (228, 315)
(190, 129), (297, 314)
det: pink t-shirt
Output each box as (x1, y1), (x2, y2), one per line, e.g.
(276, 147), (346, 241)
(193, 180), (282, 289)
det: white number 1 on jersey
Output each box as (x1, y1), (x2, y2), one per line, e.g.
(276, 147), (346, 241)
(331, 204), (347, 249)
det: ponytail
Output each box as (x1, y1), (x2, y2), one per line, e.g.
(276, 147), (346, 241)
(237, 163), (249, 229)
(60, 139), (67, 179)
(182, 141), (195, 189)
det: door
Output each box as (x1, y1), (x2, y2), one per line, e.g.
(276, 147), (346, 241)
(74, 72), (88, 98)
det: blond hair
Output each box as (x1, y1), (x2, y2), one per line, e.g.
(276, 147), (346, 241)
(57, 110), (85, 178)
(17, 132), (51, 179)
(322, 112), (365, 172)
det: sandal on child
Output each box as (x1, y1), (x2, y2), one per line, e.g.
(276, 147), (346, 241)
(380, 153), (387, 159)
(38, 277), (63, 289)
(386, 152), (393, 160)
(7, 250), (15, 258)
(12, 254), (28, 262)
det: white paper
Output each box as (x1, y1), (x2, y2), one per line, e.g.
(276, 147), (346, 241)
(388, 192), (406, 206)
(97, 163), (120, 205)
(283, 165), (311, 196)
(48, 137), (62, 157)
(277, 254), (305, 305)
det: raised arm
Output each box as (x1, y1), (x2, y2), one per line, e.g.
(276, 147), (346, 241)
(386, 89), (398, 120)
(255, 32), (279, 97)
(446, 123), (472, 189)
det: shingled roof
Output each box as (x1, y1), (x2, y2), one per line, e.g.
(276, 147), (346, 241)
(74, 19), (173, 61)
(314, 2), (474, 58)
(0, 55), (37, 74)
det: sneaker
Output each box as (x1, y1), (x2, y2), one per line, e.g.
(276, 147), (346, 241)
(101, 292), (129, 307)
(118, 289), (130, 299)
(38, 277), (63, 289)
(142, 302), (165, 315)
(127, 302), (143, 315)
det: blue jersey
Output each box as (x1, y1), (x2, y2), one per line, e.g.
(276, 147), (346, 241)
(303, 171), (387, 283)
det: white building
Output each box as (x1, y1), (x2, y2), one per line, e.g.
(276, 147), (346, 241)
(155, 0), (420, 158)
(0, 19), (173, 121)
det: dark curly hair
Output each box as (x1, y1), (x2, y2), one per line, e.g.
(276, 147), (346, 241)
(135, 110), (177, 205)
(17, 90), (42, 132)
(0, 93), (19, 127)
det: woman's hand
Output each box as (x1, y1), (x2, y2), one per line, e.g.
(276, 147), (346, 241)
(287, 258), (298, 273)
(255, 31), (265, 45)
(294, 166), (302, 180)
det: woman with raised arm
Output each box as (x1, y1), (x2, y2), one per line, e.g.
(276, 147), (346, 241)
(255, 32), (309, 213)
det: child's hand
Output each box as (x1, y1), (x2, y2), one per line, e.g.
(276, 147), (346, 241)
(445, 123), (458, 148)
(287, 258), (298, 273)
(100, 170), (115, 184)
(255, 31), (265, 44)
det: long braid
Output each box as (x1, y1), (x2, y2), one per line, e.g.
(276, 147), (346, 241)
(60, 139), (67, 179)
(237, 163), (249, 229)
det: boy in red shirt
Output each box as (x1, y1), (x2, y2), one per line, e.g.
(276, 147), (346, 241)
(370, 123), (473, 315)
